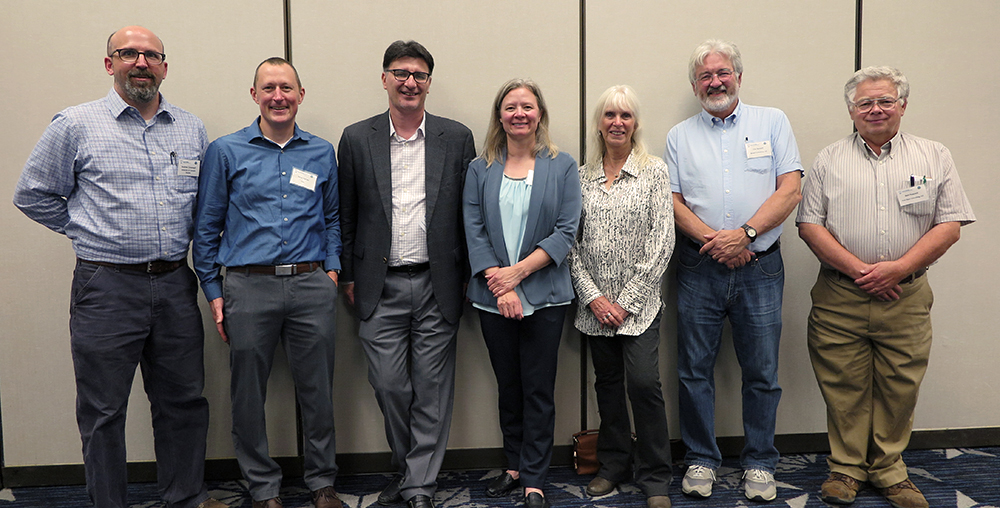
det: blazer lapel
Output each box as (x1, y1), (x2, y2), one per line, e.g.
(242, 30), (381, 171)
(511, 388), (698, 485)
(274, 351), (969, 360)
(522, 154), (549, 260)
(484, 161), (510, 267)
(368, 113), (393, 228)
(424, 113), (444, 222)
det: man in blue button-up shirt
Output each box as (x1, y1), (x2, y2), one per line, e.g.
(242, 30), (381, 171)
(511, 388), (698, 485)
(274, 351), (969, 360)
(665, 39), (803, 503)
(192, 58), (342, 508)
(14, 26), (222, 508)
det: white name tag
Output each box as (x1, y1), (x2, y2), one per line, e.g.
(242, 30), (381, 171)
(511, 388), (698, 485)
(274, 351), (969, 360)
(745, 141), (773, 158)
(897, 185), (930, 206)
(290, 167), (318, 191)
(177, 159), (200, 177)
(525, 169), (534, 186)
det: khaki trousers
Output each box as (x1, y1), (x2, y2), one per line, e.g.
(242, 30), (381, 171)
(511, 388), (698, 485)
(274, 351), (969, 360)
(807, 269), (933, 487)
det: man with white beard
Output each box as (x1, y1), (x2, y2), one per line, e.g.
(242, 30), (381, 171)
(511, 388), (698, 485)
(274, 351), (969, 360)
(664, 39), (803, 503)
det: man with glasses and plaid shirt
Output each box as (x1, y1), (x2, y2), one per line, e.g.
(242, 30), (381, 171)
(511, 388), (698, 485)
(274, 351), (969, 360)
(797, 66), (975, 508)
(338, 40), (475, 508)
(14, 26), (224, 508)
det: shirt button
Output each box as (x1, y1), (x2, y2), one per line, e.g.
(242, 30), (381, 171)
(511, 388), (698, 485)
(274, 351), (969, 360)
(880, 206), (886, 210)
(724, 169), (729, 173)
(159, 201), (164, 206)
(283, 241), (288, 245)
(155, 176), (161, 181)
(880, 255), (886, 260)
(726, 213), (732, 218)
(161, 227), (166, 231)
(282, 171), (286, 176)
(283, 194), (287, 198)
(725, 189), (731, 193)
(724, 149), (728, 153)
(284, 218), (288, 222)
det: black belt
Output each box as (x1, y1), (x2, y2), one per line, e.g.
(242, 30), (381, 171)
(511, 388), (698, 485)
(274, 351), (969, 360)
(387, 262), (430, 274)
(80, 258), (185, 274)
(229, 262), (323, 276)
(826, 268), (926, 284)
(681, 237), (780, 258)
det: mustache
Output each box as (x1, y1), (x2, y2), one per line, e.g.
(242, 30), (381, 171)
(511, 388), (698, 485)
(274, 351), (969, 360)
(128, 69), (156, 80)
(707, 85), (728, 95)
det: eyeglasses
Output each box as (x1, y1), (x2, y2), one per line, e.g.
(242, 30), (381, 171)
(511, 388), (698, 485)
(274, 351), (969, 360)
(852, 97), (903, 113)
(386, 69), (430, 84)
(110, 48), (166, 65)
(697, 69), (734, 83)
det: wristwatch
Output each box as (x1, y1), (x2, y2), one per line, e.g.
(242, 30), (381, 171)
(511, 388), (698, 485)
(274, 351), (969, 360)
(741, 223), (757, 243)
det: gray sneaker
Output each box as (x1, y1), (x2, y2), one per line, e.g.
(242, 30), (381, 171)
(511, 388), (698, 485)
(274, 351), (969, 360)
(742, 468), (776, 502)
(681, 465), (716, 498)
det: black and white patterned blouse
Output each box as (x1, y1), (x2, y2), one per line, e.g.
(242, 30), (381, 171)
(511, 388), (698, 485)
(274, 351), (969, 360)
(568, 151), (675, 336)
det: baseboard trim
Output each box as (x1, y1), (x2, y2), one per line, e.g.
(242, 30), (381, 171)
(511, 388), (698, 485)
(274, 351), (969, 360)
(4, 427), (998, 488)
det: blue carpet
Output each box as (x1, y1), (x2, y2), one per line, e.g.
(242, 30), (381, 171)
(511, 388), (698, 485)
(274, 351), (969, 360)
(2, 447), (998, 507)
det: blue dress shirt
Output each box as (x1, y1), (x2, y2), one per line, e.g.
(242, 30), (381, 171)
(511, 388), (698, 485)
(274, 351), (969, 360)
(665, 101), (802, 251)
(193, 119), (340, 301)
(14, 89), (208, 263)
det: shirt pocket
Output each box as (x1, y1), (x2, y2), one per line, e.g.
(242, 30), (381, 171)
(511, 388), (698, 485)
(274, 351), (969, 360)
(746, 155), (772, 174)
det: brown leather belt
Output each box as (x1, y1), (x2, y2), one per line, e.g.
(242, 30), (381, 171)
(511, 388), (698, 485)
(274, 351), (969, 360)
(80, 258), (185, 274)
(228, 262), (323, 276)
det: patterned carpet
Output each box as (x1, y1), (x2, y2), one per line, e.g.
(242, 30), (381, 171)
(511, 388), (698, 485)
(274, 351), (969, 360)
(2, 447), (997, 507)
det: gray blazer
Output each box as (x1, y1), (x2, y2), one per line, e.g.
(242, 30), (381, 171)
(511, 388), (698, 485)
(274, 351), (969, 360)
(338, 111), (476, 323)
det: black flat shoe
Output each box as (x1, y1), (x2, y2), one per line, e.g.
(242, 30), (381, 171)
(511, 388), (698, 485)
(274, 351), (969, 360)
(485, 472), (520, 497)
(525, 492), (550, 508)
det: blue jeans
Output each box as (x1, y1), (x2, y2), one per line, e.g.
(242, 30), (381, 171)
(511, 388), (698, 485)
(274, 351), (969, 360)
(675, 239), (783, 472)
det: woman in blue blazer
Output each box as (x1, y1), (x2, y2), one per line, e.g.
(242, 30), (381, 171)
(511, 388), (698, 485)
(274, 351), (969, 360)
(463, 78), (581, 508)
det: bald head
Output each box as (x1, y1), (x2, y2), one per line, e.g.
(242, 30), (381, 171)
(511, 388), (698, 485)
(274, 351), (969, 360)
(107, 26), (164, 56)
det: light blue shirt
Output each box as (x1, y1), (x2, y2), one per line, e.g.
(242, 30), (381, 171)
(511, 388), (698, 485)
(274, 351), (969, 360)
(14, 89), (208, 263)
(665, 101), (802, 251)
(192, 119), (340, 301)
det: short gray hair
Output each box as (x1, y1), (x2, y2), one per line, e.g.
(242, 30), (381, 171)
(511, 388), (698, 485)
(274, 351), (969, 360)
(688, 39), (743, 84)
(844, 66), (909, 108)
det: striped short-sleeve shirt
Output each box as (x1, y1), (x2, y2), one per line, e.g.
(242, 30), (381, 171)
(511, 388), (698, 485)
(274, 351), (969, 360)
(796, 132), (975, 265)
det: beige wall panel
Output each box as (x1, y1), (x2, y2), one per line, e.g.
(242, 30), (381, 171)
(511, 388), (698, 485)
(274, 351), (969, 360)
(862, 0), (1000, 429)
(585, 0), (856, 439)
(291, 0), (581, 453)
(0, 0), (289, 467)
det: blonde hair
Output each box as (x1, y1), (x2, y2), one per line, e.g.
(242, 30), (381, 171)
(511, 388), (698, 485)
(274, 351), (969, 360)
(584, 84), (651, 179)
(481, 78), (559, 165)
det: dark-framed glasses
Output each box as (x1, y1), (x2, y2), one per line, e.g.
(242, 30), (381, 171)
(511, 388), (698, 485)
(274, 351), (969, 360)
(386, 68), (430, 84)
(853, 97), (903, 113)
(110, 48), (166, 65)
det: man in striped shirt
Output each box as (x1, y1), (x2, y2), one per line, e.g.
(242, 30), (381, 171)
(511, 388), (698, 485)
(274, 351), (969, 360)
(797, 66), (975, 508)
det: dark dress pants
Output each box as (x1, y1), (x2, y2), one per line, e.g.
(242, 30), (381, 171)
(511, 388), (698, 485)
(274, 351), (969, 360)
(586, 312), (672, 497)
(479, 305), (566, 489)
(70, 260), (210, 508)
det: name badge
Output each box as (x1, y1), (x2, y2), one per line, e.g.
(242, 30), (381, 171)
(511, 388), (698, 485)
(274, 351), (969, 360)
(178, 159), (200, 177)
(897, 185), (930, 206)
(290, 167), (318, 191)
(745, 141), (773, 158)
(525, 169), (534, 186)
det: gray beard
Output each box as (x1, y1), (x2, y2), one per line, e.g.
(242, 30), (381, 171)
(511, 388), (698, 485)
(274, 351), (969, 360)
(123, 79), (158, 103)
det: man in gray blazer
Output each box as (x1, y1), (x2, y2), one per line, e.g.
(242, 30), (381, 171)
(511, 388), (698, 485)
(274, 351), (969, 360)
(338, 40), (476, 508)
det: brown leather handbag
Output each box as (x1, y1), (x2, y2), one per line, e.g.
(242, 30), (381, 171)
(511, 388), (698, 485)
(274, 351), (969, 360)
(572, 429), (600, 475)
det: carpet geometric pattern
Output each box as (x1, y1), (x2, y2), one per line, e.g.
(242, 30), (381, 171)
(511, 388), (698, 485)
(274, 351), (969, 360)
(2, 447), (997, 507)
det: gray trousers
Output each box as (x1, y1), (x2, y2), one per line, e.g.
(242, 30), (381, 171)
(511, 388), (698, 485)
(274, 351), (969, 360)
(359, 270), (458, 500)
(224, 269), (339, 501)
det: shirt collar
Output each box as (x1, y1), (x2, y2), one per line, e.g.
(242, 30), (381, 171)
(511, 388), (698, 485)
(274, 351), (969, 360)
(245, 116), (305, 145)
(389, 113), (426, 141)
(104, 88), (173, 122)
(585, 151), (639, 183)
(855, 130), (903, 159)
(698, 99), (742, 127)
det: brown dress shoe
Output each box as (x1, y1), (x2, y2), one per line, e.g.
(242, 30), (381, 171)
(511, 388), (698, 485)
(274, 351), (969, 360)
(647, 495), (672, 508)
(196, 499), (230, 508)
(879, 479), (928, 508)
(312, 486), (345, 508)
(252, 499), (283, 508)
(586, 476), (616, 496)
(821, 472), (863, 504)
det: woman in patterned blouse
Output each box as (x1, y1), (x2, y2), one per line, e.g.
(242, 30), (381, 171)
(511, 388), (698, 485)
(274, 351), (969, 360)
(567, 85), (676, 508)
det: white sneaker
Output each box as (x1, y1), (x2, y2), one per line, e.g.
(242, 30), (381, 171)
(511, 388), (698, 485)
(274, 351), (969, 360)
(742, 468), (776, 502)
(681, 465), (716, 498)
